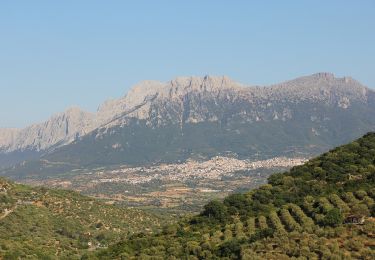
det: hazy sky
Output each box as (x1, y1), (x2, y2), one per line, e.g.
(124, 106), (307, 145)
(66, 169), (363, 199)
(0, 1), (374, 128)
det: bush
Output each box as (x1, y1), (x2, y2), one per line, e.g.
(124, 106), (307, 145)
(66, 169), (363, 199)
(217, 239), (241, 258)
(201, 200), (229, 222)
(371, 204), (375, 217)
(321, 209), (343, 227)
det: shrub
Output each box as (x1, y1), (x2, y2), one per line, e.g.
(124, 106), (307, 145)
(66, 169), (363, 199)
(201, 200), (229, 223)
(321, 208), (343, 227)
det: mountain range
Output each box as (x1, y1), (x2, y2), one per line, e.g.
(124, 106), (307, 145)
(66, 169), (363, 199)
(1, 71), (375, 258)
(1, 72), (375, 177)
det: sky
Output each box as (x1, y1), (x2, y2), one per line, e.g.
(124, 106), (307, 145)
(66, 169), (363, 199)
(0, 1), (374, 128)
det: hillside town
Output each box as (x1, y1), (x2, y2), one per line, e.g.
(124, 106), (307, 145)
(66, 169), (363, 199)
(90, 156), (307, 185)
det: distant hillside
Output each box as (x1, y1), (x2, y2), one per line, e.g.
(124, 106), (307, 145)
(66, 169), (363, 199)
(0, 178), (164, 259)
(98, 133), (375, 259)
(2, 73), (375, 179)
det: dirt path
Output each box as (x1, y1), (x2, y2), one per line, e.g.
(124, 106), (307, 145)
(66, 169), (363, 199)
(0, 204), (17, 220)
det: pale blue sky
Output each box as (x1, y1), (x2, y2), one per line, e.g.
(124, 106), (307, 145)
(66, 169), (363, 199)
(0, 1), (374, 128)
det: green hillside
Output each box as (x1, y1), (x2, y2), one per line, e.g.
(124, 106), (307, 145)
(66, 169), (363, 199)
(98, 132), (375, 259)
(0, 179), (165, 259)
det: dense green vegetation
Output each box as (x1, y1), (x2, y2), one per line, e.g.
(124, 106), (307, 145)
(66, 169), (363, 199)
(97, 132), (375, 259)
(0, 179), (165, 259)
(1, 133), (374, 259)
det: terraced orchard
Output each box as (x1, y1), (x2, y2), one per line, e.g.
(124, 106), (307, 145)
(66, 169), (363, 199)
(0, 178), (166, 259)
(205, 191), (373, 239)
(99, 133), (375, 259)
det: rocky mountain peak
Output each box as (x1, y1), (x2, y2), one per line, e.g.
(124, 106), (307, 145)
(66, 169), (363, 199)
(309, 72), (357, 85)
(170, 75), (241, 91)
(123, 80), (165, 108)
(311, 72), (335, 80)
(0, 129), (19, 150)
(0, 107), (94, 153)
(94, 75), (245, 128)
(64, 106), (89, 116)
(104, 76), (242, 113)
(268, 72), (369, 102)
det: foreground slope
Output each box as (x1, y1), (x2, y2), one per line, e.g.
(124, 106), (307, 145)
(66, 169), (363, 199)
(99, 133), (375, 259)
(0, 178), (163, 259)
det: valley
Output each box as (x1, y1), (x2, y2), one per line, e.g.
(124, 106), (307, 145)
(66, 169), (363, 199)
(97, 132), (375, 259)
(17, 156), (307, 214)
(2, 132), (375, 258)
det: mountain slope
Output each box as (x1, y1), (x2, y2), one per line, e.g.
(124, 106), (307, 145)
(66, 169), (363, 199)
(98, 132), (375, 259)
(0, 107), (95, 168)
(2, 73), (375, 179)
(0, 178), (164, 259)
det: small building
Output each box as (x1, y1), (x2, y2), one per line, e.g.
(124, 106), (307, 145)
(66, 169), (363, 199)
(344, 215), (365, 225)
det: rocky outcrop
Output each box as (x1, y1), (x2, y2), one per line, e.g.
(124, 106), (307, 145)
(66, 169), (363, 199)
(0, 107), (94, 153)
(97, 73), (371, 128)
(0, 129), (19, 150)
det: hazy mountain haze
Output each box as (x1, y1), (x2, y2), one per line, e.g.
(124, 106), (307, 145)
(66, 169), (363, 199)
(0, 0), (374, 127)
